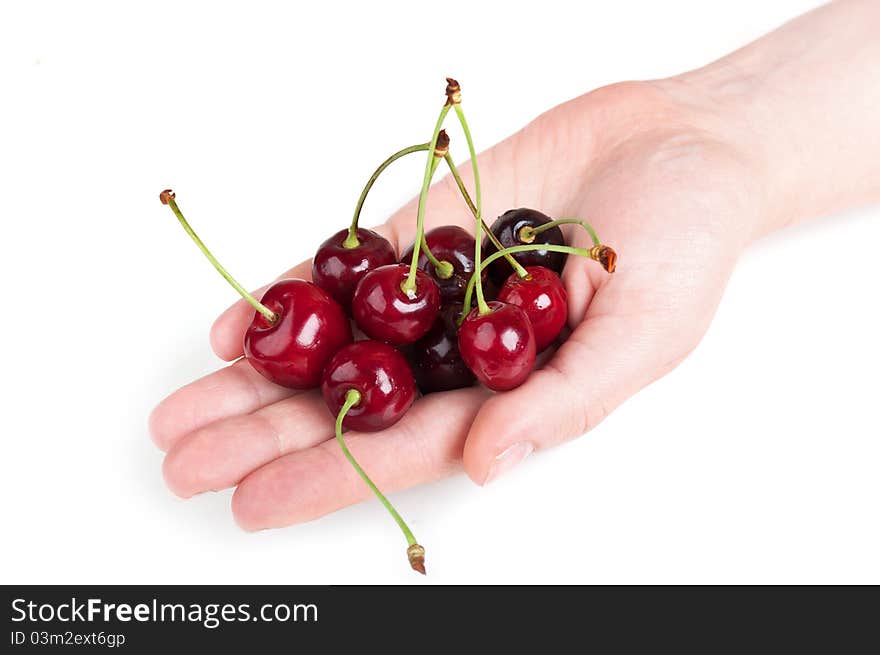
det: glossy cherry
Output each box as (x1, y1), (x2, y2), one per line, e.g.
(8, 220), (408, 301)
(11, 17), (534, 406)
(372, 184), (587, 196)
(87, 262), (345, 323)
(483, 208), (567, 286)
(458, 301), (536, 391)
(159, 189), (352, 390)
(351, 263), (441, 345)
(497, 266), (568, 352)
(400, 225), (486, 303)
(312, 228), (397, 313)
(244, 279), (353, 389)
(411, 302), (476, 393)
(322, 340), (416, 432)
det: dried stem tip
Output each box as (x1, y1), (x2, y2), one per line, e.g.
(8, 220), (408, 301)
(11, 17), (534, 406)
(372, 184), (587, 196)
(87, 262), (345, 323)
(407, 543), (426, 575)
(518, 226), (537, 244)
(159, 189), (176, 205)
(433, 130), (450, 158)
(591, 245), (617, 273)
(445, 77), (462, 105)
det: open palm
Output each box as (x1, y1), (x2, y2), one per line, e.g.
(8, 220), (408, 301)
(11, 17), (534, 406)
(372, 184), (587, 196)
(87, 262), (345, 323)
(150, 80), (760, 529)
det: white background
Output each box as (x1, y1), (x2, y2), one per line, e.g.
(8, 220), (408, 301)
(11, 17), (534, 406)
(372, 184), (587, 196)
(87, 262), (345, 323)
(2, 0), (877, 584)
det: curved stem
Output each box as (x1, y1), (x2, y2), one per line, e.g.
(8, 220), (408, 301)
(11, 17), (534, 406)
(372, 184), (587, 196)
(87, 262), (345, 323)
(335, 389), (425, 575)
(161, 192), (277, 323)
(346, 143), (431, 249)
(523, 218), (601, 248)
(453, 105), (482, 217)
(418, 156), (454, 278)
(344, 142), (451, 278)
(452, 103), (489, 314)
(443, 154), (527, 278)
(459, 243), (593, 324)
(405, 104), (451, 293)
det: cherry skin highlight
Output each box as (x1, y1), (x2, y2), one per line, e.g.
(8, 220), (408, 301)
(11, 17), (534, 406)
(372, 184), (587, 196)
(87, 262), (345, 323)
(458, 301), (536, 391)
(411, 302), (476, 393)
(312, 228), (397, 314)
(483, 208), (567, 286)
(498, 266), (568, 352)
(351, 264), (441, 345)
(322, 341), (416, 432)
(401, 225), (486, 303)
(244, 279), (353, 389)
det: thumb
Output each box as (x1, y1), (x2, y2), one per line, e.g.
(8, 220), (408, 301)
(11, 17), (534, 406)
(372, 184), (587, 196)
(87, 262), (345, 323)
(462, 287), (685, 486)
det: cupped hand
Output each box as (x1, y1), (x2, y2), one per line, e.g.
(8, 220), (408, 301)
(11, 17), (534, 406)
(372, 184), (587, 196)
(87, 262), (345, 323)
(149, 79), (765, 530)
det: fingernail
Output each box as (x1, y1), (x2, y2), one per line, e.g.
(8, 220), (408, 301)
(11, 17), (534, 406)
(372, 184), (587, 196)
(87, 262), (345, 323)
(483, 442), (534, 485)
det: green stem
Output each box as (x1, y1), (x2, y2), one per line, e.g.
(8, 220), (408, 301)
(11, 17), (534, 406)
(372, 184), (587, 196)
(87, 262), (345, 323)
(344, 142), (451, 278)
(523, 218), (601, 247)
(419, 157), (454, 278)
(443, 154), (527, 278)
(162, 192), (277, 323)
(452, 102), (489, 314)
(345, 143), (431, 249)
(335, 389), (425, 574)
(405, 104), (451, 293)
(459, 243), (593, 323)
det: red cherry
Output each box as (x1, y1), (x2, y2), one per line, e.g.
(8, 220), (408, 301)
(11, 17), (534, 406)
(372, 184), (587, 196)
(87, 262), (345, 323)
(458, 301), (536, 391)
(322, 341), (416, 432)
(410, 302), (476, 393)
(159, 191), (352, 390)
(400, 225), (486, 303)
(497, 266), (567, 352)
(351, 263), (441, 345)
(244, 279), (353, 389)
(312, 228), (397, 313)
(482, 208), (567, 286)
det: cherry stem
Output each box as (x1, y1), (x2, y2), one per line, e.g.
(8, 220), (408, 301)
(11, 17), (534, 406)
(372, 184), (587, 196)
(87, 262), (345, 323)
(443, 154), (528, 278)
(404, 104), (452, 293)
(452, 100), (490, 314)
(521, 218), (601, 248)
(160, 191), (277, 324)
(338, 126), (495, 285)
(335, 389), (425, 575)
(459, 243), (593, 324)
(420, 157), (455, 278)
(345, 143), (431, 249)
(345, 141), (452, 278)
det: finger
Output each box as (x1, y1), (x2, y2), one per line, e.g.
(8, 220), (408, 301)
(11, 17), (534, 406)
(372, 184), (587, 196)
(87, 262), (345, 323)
(231, 386), (489, 530)
(149, 358), (298, 452)
(462, 275), (688, 486)
(162, 391), (333, 498)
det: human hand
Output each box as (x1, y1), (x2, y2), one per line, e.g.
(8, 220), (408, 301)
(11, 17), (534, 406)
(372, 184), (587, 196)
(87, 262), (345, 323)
(149, 78), (768, 529)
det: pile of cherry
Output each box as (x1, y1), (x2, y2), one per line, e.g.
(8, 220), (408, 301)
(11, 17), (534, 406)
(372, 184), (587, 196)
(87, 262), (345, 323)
(159, 78), (615, 575)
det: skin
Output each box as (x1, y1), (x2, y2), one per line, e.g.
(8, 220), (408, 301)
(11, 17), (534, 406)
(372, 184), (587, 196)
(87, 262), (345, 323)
(150, 1), (880, 530)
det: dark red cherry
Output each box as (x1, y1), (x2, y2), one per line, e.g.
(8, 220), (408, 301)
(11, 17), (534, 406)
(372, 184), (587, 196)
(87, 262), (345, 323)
(244, 279), (353, 389)
(400, 225), (486, 303)
(321, 341), (416, 432)
(312, 228), (397, 313)
(483, 208), (567, 286)
(351, 263), (441, 345)
(497, 266), (567, 352)
(411, 302), (475, 393)
(458, 301), (536, 391)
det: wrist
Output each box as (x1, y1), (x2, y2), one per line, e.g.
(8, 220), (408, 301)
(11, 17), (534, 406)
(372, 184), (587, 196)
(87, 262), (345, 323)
(662, 0), (880, 239)
(652, 69), (796, 243)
